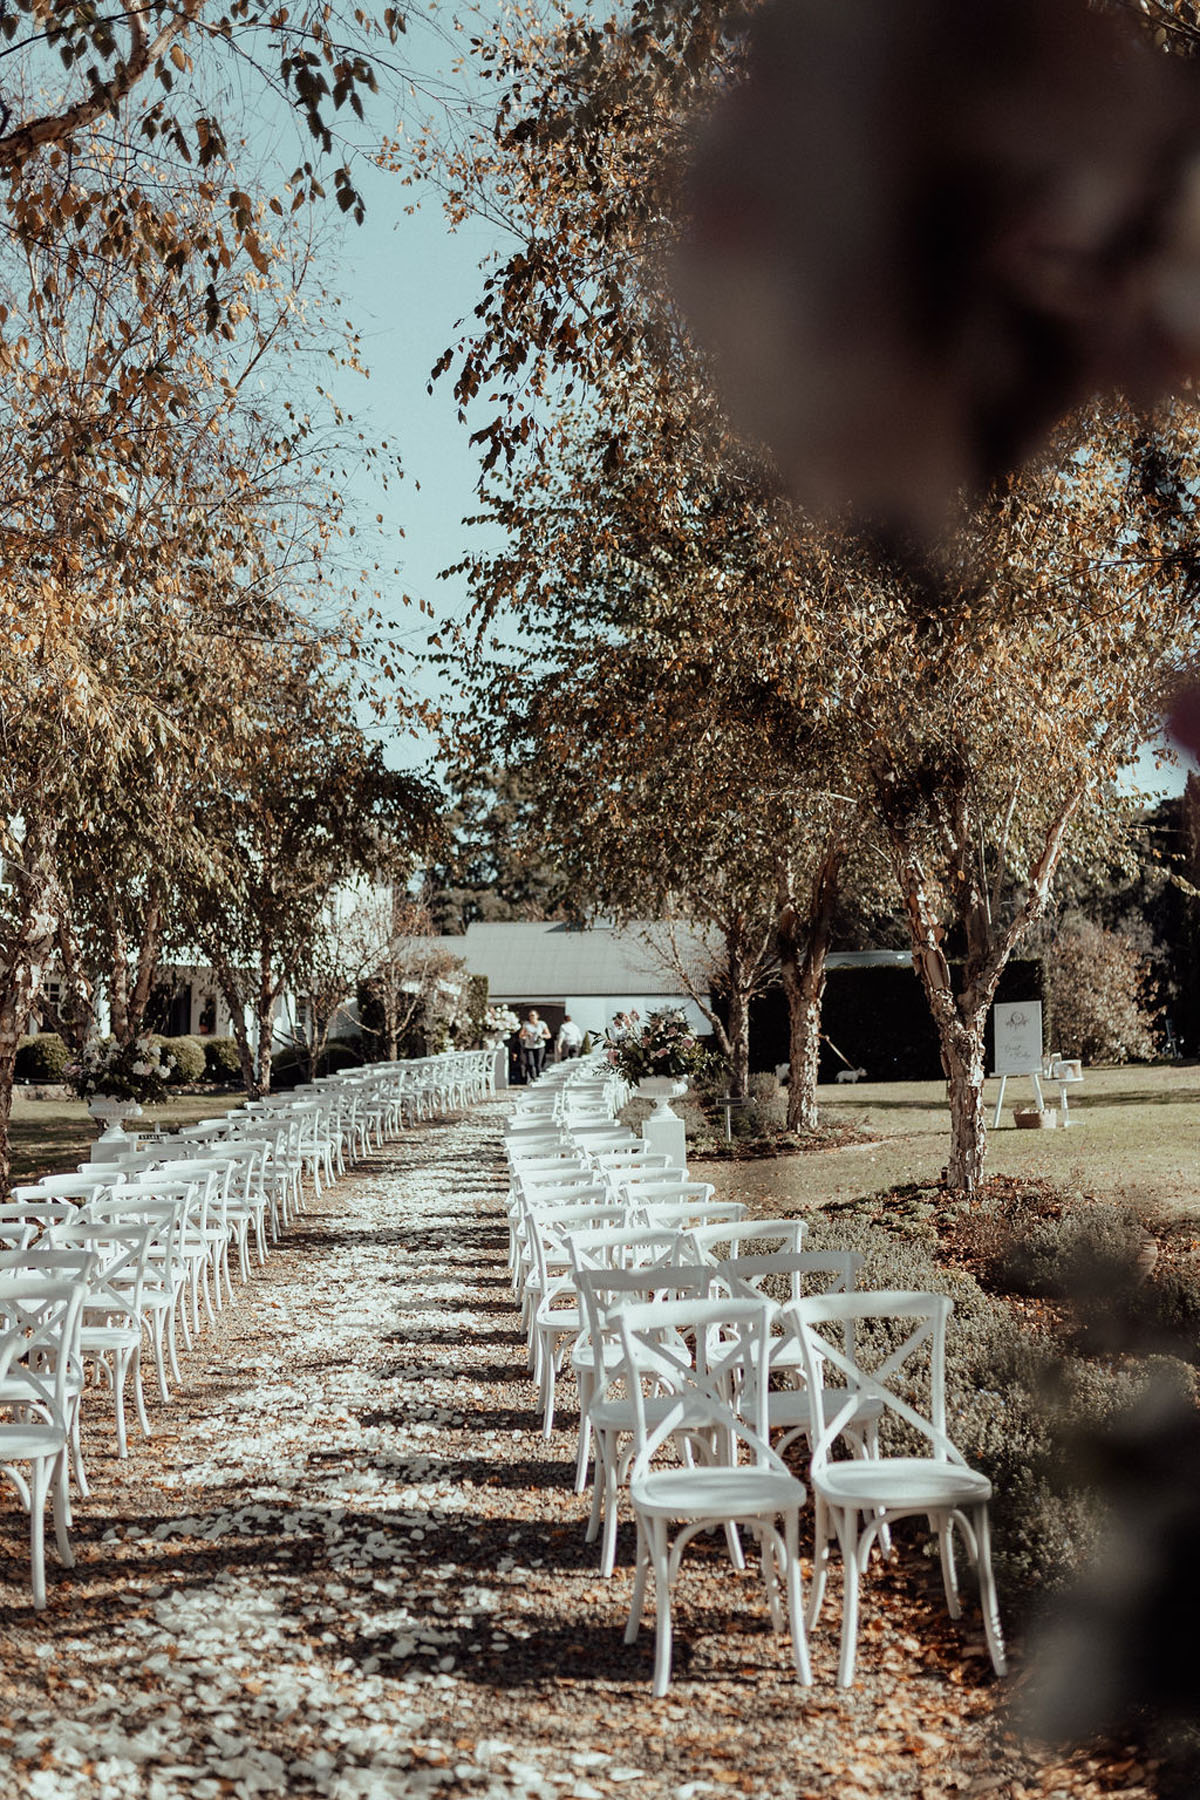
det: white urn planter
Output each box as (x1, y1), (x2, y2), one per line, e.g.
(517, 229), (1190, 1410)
(636, 1076), (689, 1119)
(87, 1095), (143, 1161)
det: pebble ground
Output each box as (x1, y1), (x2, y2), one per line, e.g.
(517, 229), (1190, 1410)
(0, 1102), (1153, 1799)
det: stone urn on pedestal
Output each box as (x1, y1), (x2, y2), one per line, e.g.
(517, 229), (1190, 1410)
(87, 1096), (143, 1162)
(636, 1077), (689, 1169)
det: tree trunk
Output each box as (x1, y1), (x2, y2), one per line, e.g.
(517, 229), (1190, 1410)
(255, 940), (276, 1093)
(0, 1046), (15, 1196)
(109, 915), (129, 1044)
(942, 1018), (988, 1194)
(901, 896), (998, 1197)
(726, 984), (750, 1100)
(125, 892), (164, 1042)
(0, 818), (68, 1191)
(781, 961), (824, 1132)
(776, 835), (843, 1134)
(210, 953), (259, 1097)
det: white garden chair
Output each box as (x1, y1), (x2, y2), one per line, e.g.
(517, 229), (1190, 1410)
(616, 1295), (812, 1696)
(0, 1274), (89, 1607)
(86, 1189), (191, 1400)
(785, 1290), (1007, 1687)
(52, 1218), (159, 1459)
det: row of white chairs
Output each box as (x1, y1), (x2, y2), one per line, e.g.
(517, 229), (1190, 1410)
(502, 1060), (1007, 1697)
(0, 1049), (490, 1607)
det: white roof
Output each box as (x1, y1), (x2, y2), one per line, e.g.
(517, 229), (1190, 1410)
(422, 920), (716, 1003)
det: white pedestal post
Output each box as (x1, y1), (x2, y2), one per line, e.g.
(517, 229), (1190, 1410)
(642, 1109), (687, 1168)
(493, 1046), (509, 1091)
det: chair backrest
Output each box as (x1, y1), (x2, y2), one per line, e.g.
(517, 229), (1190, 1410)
(516, 1166), (596, 1205)
(634, 1198), (746, 1231)
(784, 1290), (963, 1472)
(13, 1173), (115, 1205)
(0, 1275), (89, 1429)
(566, 1226), (684, 1275)
(714, 1247), (862, 1308)
(85, 1189), (191, 1287)
(684, 1217), (807, 1263)
(615, 1295), (787, 1472)
(46, 1220), (155, 1319)
(0, 1199), (76, 1233)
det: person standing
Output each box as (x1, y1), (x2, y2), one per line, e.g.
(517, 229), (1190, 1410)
(519, 1009), (551, 1082)
(555, 1015), (583, 1060)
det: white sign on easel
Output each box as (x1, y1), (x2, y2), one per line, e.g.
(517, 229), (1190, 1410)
(991, 1000), (1044, 1125)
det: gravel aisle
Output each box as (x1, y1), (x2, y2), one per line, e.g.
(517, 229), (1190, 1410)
(0, 1104), (1076, 1800)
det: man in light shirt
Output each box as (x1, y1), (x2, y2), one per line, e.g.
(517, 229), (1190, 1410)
(555, 1015), (583, 1061)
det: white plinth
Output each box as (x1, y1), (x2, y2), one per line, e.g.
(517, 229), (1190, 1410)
(493, 1046), (509, 1090)
(638, 1078), (688, 1169)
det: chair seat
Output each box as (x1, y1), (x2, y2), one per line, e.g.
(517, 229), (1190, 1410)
(0, 1424), (67, 1460)
(768, 1388), (885, 1430)
(79, 1323), (140, 1353)
(536, 1302), (581, 1332)
(589, 1392), (682, 1435)
(632, 1464), (806, 1520)
(815, 1457), (991, 1510)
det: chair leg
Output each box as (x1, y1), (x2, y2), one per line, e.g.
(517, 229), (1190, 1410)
(29, 1460), (50, 1610)
(806, 1491), (831, 1629)
(649, 1518), (674, 1697)
(935, 1510), (962, 1618)
(784, 1513), (813, 1685)
(760, 1528), (784, 1629)
(835, 1505), (863, 1689)
(53, 1451), (74, 1568)
(539, 1334), (558, 1439)
(974, 1506), (1008, 1676)
(625, 1519), (650, 1644)
(69, 1402), (89, 1498)
(151, 1316), (171, 1402)
(574, 1370), (594, 1493)
(168, 1306), (184, 1386)
(113, 1350), (130, 1459)
(132, 1345), (151, 1438)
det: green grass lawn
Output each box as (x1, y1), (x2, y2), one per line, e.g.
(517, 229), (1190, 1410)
(697, 1062), (1200, 1226)
(7, 1090), (248, 1185)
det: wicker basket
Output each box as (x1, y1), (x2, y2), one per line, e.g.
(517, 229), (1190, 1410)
(1013, 1106), (1058, 1129)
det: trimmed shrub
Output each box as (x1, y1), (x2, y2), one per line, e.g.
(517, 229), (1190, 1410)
(749, 1070), (781, 1104)
(271, 1037), (365, 1090)
(161, 1036), (206, 1084)
(991, 1200), (1148, 1300)
(14, 1033), (70, 1083)
(321, 1037), (365, 1074)
(802, 1205), (1196, 1612)
(204, 1037), (243, 1083)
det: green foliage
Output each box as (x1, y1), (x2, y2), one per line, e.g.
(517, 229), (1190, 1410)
(203, 1037), (243, 1082)
(422, 766), (574, 933)
(803, 1205), (1195, 1609)
(989, 1200), (1150, 1300)
(1047, 914), (1160, 1063)
(464, 973), (490, 1049)
(161, 1036), (206, 1084)
(271, 1037), (364, 1088)
(14, 1033), (69, 1083)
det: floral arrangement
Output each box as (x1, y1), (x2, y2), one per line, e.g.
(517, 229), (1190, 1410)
(64, 1033), (175, 1104)
(604, 1008), (711, 1085)
(484, 1004), (521, 1045)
